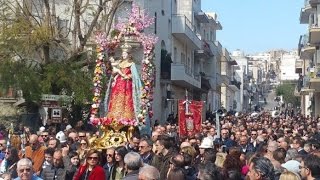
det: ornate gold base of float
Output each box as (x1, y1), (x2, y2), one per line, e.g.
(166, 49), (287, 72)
(90, 125), (135, 150)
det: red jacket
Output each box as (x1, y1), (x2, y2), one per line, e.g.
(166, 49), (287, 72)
(73, 164), (106, 180)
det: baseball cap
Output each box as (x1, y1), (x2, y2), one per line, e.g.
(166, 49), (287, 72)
(281, 160), (300, 174)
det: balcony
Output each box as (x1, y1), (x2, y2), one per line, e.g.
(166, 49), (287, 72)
(194, 11), (209, 23)
(295, 60), (303, 74)
(296, 75), (315, 95)
(299, 34), (315, 59)
(195, 40), (213, 59)
(300, 0), (313, 24)
(220, 74), (230, 85)
(309, 0), (320, 7)
(172, 14), (202, 49)
(201, 75), (211, 92)
(309, 66), (320, 91)
(229, 80), (241, 91)
(171, 64), (201, 88)
(309, 24), (320, 44)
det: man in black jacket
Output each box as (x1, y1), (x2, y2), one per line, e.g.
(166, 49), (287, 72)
(139, 139), (154, 165)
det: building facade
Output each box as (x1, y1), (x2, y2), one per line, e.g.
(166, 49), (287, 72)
(297, 0), (320, 117)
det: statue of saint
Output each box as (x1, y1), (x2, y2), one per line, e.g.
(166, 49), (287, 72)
(104, 44), (142, 129)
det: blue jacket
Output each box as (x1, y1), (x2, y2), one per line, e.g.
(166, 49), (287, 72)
(214, 138), (236, 149)
(14, 175), (43, 180)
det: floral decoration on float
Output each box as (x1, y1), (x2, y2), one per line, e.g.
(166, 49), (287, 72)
(89, 3), (158, 127)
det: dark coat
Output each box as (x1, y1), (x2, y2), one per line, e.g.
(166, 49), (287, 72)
(40, 156), (70, 180)
(141, 153), (154, 165)
(122, 170), (139, 180)
(239, 143), (256, 154)
(151, 150), (175, 180)
(103, 163), (114, 180)
(298, 149), (308, 156)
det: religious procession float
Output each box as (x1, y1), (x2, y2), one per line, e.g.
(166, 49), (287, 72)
(89, 4), (158, 149)
(89, 3), (205, 149)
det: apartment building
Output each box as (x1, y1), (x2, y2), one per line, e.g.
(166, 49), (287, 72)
(232, 50), (250, 112)
(220, 48), (240, 111)
(297, 0), (320, 117)
(137, 0), (231, 121)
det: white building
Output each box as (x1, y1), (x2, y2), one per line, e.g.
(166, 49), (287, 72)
(232, 50), (250, 112)
(279, 51), (300, 81)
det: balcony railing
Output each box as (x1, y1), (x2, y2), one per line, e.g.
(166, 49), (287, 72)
(230, 80), (241, 89)
(297, 76), (310, 92)
(301, 34), (309, 46)
(171, 64), (201, 88)
(201, 76), (211, 91)
(172, 14), (202, 49)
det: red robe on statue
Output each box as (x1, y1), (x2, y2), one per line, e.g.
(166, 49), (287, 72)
(105, 66), (135, 125)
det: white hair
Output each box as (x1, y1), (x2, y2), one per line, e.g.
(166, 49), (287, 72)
(139, 165), (160, 180)
(17, 158), (33, 170)
(124, 152), (142, 171)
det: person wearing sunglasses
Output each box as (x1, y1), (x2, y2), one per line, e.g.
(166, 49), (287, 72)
(15, 158), (43, 180)
(0, 147), (20, 179)
(40, 131), (49, 146)
(73, 149), (105, 180)
(103, 147), (115, 180)
(77, 139), (90, 164)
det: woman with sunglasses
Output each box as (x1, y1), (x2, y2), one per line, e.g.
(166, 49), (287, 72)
(0, 147), (20, 178)
(73, 149), (105, 180)
(77, 138), (90, 164)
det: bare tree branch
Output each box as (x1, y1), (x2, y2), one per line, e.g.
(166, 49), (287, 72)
(14, 0), (41, 27)
(75, 0), (109, 53)
(105, 0), (123, 36)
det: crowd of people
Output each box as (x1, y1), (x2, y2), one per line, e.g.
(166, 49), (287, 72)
(0, 112), (319, 180)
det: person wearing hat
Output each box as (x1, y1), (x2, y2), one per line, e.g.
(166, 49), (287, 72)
(199, 137), (214, 163)
(281, 160), (300, 174)
(56, 131), (67, 144)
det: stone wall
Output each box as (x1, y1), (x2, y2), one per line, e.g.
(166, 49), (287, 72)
(0, 103), (18, 128)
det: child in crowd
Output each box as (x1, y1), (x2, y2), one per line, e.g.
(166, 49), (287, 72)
(66, 151), (80, 179)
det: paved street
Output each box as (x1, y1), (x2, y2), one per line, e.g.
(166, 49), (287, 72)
(263, 89), (279, 111)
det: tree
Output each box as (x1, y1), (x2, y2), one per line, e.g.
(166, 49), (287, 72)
(275, 83), (300, 107)
(0, 0), (124, 117)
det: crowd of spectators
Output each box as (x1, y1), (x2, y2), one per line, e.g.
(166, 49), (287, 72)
(0, 112), (319, 180)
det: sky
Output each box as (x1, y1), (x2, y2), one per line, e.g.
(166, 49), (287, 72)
(201, 0), (307, 54)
